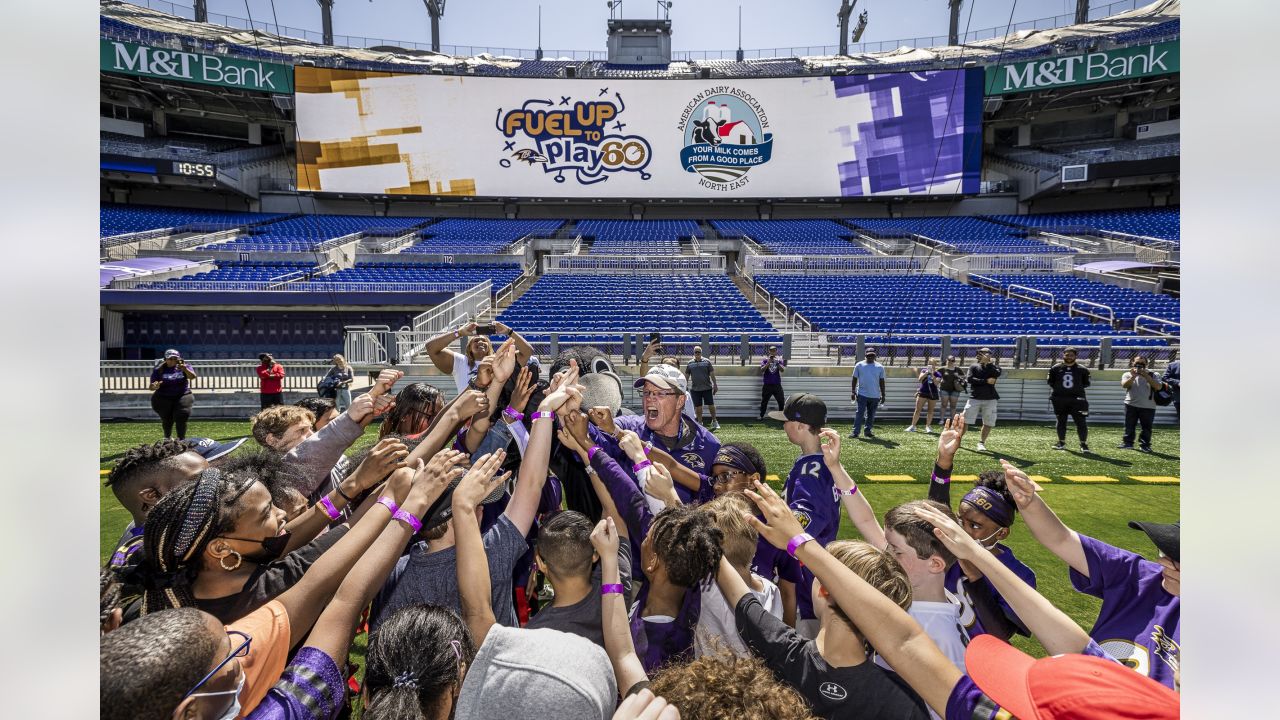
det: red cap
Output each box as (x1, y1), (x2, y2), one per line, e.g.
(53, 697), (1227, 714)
(965, 635), (1179, 720)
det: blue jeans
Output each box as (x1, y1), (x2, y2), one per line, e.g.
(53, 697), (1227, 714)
(335, 387), (353, 412)
(853, 395), (880, 435)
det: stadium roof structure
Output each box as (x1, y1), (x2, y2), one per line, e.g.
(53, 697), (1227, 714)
(102, 0), (1179, 78)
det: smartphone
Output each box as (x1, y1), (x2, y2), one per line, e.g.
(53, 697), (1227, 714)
(649, 332), (662, 344)
(475, 324), (496, 335)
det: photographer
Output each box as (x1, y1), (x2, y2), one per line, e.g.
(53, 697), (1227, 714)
(148, 349), (197, 440)
(1119, 355), (1165, 453)
(1048, 347), (1091, 452)
(425, 320), (533, 394)
(962, 347), (1002, 452)
(255, 352), (286, 410)
(758, 345), (786, 420)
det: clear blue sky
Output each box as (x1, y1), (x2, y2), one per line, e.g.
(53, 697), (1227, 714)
(203, 0), (1106, 52)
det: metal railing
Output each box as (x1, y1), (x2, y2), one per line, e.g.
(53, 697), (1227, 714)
(344, 326), (391, 366)
(369, 231), (420, 254)
(1008, 284), (1055, 309)
(542, 254), (725, 274)
(950, 254), (1075, 274)
(117, 0), (1154, 61)
(100, 227), (171, 248)
(745, 255), (935, 276)
(171, 228), (240, 250)
(1068, 298), (1116, 326)
(967, 273), (1003, 292)
(109, 279), (480, 293)
(101, 359), (336, 392)
(395, 281), (494, 361)
(743, 274), (813, 332)
(1134, 314), (1181, 337)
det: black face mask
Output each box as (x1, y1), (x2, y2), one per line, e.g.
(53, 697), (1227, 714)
(222, 533), (291, 564)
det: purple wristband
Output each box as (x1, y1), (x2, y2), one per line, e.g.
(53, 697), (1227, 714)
(587, 445), (601, 462)
(392, 509), (423, 534)
(503, 406), (525, 422)
(633, 459), (653, 474)
(531, 411), (555, 422)
(376, 496), (400, 516)
(601, 583), (625, 596)
(318, 496), (342, 521)
(786, 532), (815, 558)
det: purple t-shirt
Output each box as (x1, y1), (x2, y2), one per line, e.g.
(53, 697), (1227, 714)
(247, 646), (345, 720)
(752, 534), (803, 587)
(945, 544), (1036, 638)
(760, 357), (786, 385)
(1069, 533), (1180, 689)
(149, 363), (193, 396)
(784, 454), (839, 620)
(629, 583), (702, 673)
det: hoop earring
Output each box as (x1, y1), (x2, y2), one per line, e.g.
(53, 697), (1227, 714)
(220, 551), (242, 571)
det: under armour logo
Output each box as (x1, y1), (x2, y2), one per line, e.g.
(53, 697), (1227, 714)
(818, 682), (848, 701)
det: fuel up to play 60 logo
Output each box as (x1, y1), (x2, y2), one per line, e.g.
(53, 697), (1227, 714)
(497, 91), (652, 186)
(677, 87), (775, 190)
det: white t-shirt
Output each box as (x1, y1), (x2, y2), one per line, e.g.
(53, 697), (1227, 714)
(696, 574), (782, 658)
(449, 350), (480, 394)
(876, 594), (969, 720)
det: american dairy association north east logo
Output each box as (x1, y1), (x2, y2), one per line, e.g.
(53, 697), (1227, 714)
(678, 88), (774, 190)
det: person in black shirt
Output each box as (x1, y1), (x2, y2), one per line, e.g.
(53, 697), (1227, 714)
(962, 348), (1002, 453)
(718, 542), (930, 719)
(1047, 347), (1092, 452)
(937, 356), (965, 421)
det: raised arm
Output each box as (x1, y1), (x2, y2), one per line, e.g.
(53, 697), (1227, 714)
(493, 320), (534, 367)
(915, 504), (1091, 655)
(560, 415), (629, 539)
(928, 415), (965, 508)
(404, 389), (489, 465)
(464, 340), (518, 453)
(1002, 460), (1089, 576)
(504, 362), (580, 535)
(453, 450), (512, 647)
(594, 517), (648, 694)
(745, 480), (961, 716)
(298, 456), (451, 664)
(819, 429), (884, 548)
(280, 437), (409, 552)
(424, 322), (475, 375)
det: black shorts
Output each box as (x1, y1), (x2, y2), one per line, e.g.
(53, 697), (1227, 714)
(1051, 396), (1089, 415)
(691, 388), (715, 407)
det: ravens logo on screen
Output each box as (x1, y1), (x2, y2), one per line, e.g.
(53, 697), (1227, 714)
(512, 148), (549, 164)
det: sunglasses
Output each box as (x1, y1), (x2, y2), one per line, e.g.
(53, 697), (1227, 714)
(639, 390), (680, 399)
(184, 630), (251, 698)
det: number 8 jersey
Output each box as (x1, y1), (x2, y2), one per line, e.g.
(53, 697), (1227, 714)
(1048, 362), (1091, 399)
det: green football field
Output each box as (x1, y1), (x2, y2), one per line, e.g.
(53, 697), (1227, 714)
(100, 418), (1179, 662)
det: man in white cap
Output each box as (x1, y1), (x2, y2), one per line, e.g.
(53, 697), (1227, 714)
(589, 364), (721, 504)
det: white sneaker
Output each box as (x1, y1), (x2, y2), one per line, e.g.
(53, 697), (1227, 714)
(904, 425), (916, 432)
(709, 420), (721, 431)
(924, 426), (933, 434)
(977, 442), (987, 452)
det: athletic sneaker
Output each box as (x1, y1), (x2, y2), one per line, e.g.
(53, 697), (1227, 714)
(1139, 446), (1153, 453)
(976, 442), (987, 452)
(1080, 442), (1090, 452)
(864, 431), (876, 439)
(904, 425), (916, 432)
(709, 420), (721, 431)
(1054, 442), (1066, 450)
(924, 426), (932, 434)
(1116, 443), (1134, 450)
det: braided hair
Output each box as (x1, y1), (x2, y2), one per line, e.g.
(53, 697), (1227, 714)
(650, 504), (724, 588)
(364, 604), (476, 720)
(381, 383), (443, 438)
(131, 468), (253, 615)
(106, 439), (195, 489)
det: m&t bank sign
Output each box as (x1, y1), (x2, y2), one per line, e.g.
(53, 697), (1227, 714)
(984, 41), (1177, 96)
(101, 39), (293, 94)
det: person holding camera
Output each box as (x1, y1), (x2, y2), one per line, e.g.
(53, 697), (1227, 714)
(319, 353), (355, 411)
(1119, 355), (1166, 453)
(962, 348), (1002, 452)
(149, 349), (197, 439)
(425, 320), (533, 394)
(256, 352), (286, 410)
(758, 345), (786, 420)
(1048, 347), (1091, 452)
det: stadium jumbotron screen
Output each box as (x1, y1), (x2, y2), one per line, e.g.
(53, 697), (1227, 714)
(295, 67), (983, 198)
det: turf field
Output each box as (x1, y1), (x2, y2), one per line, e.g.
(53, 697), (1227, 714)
(100, 418), (1179, 662)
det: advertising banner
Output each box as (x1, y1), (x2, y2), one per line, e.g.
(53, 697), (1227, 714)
(101, 39), (293, 94)
(294, 67), (982, 198)
(984, 41), (1178, 96)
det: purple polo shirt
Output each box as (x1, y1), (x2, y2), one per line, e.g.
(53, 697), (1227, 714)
(783, 453), (840, 620)
(590, 412), (720, 504)
(1069, 533), (1180, 689)
(945, 544), (1037, 638)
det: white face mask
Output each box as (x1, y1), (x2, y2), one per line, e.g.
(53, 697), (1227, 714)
(975, 527), (1004, 549)
(186, 672), (244, 720)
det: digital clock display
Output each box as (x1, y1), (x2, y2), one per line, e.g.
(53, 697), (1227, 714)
(170, 161), (217, 177)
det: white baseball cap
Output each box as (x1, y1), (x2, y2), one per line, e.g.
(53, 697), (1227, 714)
(633, 364), (687, 395)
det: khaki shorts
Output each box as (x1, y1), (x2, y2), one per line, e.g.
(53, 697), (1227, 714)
(963, 398), (998, 427)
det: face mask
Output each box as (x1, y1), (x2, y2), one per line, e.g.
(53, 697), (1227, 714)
(223, 532), (292, 564)
(976, 527), (1004, 549)
(187, 671), (245, 720)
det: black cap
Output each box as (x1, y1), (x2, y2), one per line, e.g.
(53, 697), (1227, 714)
(864, 347), (877, 356)
(1128, 520), (1179, 563)
(767, 393), (827, 426)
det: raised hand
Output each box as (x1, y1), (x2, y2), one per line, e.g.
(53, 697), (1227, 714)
(561, 408), (592, 447)
(455, 388), (491, 419)
(493, 320), (513, 336)
(818, 428), (842, 468)
(508, 366), (534, 413)
(459, 321), (478, 337)
(556, 427), (587, 459)
(368, 368), (404, 398)
(452, 450), (511, 511)
(1001, 459), (1042, 509)
(613, 689), (679, 720)
(346, 393), (377, 423)
(590, 516), (620, 558)
(588, 406), (620, 437)
(386, 463), (416, 502)
(937, 413), (966, 463)
(743, 479), (805, 550)
(349, 438), (410, 490)
(540, 382), (583, 414)
(643, 462), (680, 507)
(423, 448), (469, 490)
(491, 338), (518, 385)
(617, 429), (646, 463)
(912, 504), (984, 562)
(371, 394), (396, 417)
(547, 359), (578, 394)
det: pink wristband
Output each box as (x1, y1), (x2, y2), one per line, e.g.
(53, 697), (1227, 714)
(587, 445), (601, 462)
(318, 496), (342, 521)
(503, 407), (525, 422)
(787, 532), (815, 558)
(601, 583), (625, 596)
(392, 509), (423, 534)
(633, 459), (653, 474)
(376, 496), (400, 516)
